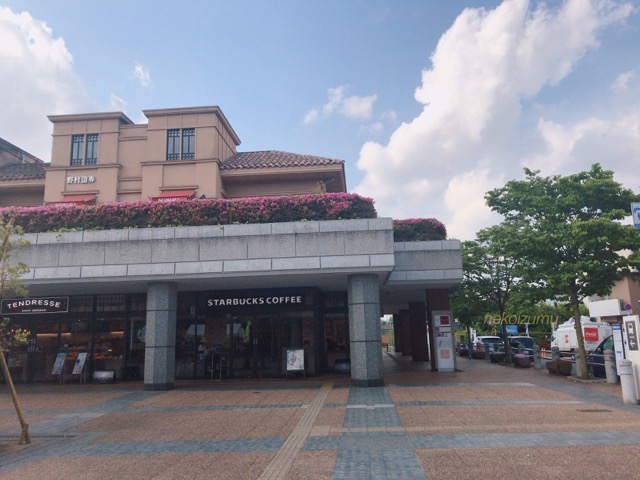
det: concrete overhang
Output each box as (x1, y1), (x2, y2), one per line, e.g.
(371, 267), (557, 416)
(13, 219), (462, 308)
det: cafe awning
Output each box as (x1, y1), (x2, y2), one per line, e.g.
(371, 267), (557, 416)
(151, 190), (196, 202)
(46, 195), (97, 207)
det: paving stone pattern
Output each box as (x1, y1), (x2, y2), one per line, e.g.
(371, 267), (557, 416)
(1, 355), (640, 479)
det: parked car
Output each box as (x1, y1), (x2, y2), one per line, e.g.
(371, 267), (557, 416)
(586, 335), (614, 378)
(508, 336), (536, 351)
(470, 336), (504, 359)
(507, 335), (537, 362)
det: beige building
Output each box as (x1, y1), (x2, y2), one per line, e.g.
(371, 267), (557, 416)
(0, 105), (462, 389)
(1, 106), (346, 207)
(0, 137), (46, 207)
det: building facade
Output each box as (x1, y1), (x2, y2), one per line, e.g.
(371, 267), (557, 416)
(0, 106), (462, 389)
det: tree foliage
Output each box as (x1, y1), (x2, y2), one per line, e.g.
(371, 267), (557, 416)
(485, 163), (640, 378)
(0, 219), (30, 351)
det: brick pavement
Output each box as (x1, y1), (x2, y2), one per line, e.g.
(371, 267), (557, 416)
(0, 353), (639, 479)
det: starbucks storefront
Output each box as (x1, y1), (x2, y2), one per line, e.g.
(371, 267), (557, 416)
(3, 288), (350, 384)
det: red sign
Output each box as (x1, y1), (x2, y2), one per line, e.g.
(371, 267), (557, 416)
(584, 328), (599, 342)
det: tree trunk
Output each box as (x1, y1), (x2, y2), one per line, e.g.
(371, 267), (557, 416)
(0, 349), (31, 444)
(571, 300), (589, 380)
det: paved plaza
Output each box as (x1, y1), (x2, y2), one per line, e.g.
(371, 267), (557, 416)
(1, 353), (639, 479)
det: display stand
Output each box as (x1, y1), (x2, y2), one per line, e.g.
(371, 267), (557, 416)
(51, 352), (67, 384)
(285, 348), (305, 379)
(71, 352), (88, 384)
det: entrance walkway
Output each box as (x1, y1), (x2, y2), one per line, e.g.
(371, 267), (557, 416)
(1, 353), (640, 479)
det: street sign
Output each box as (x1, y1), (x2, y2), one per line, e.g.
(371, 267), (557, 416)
(632, 202), (640, 229)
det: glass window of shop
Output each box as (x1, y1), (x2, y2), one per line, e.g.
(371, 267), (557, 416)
(323, 292), (350, 372)
(6, 294), (146, 383)
(175, 289), (320, 379)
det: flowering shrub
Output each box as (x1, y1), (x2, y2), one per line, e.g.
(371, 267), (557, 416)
(0, 193), (377, 233)
(0, 195), (448, 241)
(392, 218), (447, 241)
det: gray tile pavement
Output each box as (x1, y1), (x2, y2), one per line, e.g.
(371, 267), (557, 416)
(0, 354), (639, 479)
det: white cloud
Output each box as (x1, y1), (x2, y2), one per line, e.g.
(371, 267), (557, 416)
(525, 113), (640, 183)
(110, 94), (127, 112)
(354, 0), (635, 240)
(303, 109), (319, 125)
(360, 122), (384, 135)
(0, 7), (92, 161)
(611, 70), (634, 93)
(341, 94), (377, 120)
(444, 169), (504, 240)
(133, 62), (151, 87)
(304, 85), (378, 124)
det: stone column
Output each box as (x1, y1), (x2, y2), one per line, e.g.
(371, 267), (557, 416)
(144, 282), (177, 391)
(392, 313), (403, 354)
(348, 274), (384, 387)
(409, 301), (429, 361)
(398, 309), (412, 356)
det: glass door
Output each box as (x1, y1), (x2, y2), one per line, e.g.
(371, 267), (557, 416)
(254, 316), (280, 377)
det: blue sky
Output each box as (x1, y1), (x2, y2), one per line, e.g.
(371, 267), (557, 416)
(1, 0), (639, 239)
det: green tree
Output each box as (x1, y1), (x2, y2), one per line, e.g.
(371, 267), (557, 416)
(0, 220), (31, 444)
(486, 164), (640, 379)
(454, 223), (545, 361)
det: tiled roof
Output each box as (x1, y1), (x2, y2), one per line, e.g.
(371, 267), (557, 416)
(220, 150), (344, 170)
(0, 162), (46, 181)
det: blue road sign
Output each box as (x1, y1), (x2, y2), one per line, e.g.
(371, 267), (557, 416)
(633, 202), (640, 230)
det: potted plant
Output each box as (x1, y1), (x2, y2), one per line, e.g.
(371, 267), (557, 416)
(546, 360), (572, 375)
(513, 353), (532, 368)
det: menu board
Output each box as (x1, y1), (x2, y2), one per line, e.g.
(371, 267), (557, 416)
(286, 349), (304, 372)
(72, 352), (88, 375)
(51, 353), (67, 375)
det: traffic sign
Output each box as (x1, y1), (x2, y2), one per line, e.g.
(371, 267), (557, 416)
(633, 202), (640, 229)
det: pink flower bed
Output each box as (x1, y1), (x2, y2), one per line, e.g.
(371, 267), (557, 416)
(392, 218), (447, 241)
(0, 193), (377, 233)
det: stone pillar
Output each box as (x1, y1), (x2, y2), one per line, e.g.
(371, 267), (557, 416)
(409, 301), (429, 361)
(604, 349), (617, 384)
(144, 282), (177, 391)
(619, 360), (638, 405)
(533, 345), (542, 369)
(398, 309), (411, 356)
(348, 274), (384, 387)
(392, 314), (403, 354)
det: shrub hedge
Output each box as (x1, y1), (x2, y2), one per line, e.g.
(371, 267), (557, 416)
(0, 193), (447, 241)
(0, 193), (376, 233)
(392, 218), (447, 241)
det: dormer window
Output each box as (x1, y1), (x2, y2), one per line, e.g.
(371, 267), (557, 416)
(167, 128), (195, 160)
(70, 134), (99, 166)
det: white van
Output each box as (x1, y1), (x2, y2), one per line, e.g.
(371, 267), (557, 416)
(550, 317), (612, 353)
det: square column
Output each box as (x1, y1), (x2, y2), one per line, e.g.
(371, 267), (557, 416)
(398, 309), (411, 356)
(409, 301), (429, 361)
(144, 282), (177, 391)
(348, 274), (384, 387)
(392, 314), (403, 354)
